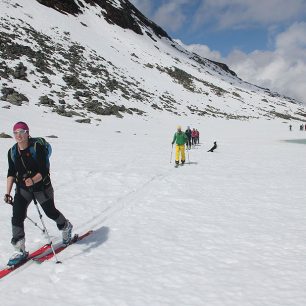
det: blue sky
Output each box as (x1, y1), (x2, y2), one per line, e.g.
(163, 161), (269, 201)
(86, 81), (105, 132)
(176, 27), (269, 56)
(130, 0), (306, 104)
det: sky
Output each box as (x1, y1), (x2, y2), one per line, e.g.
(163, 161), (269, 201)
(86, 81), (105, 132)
(130, 0), (306, 104)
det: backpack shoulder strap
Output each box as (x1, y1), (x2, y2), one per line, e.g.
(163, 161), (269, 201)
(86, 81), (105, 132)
(29, 137), (51, 168)
(29, 136), (44, 147)
(28, 138), (44, 161)
(10, 144), (18, 163)
(26, 138), (35, 158)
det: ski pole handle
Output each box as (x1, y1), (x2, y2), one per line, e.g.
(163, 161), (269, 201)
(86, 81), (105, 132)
(4, 194), (13, 205)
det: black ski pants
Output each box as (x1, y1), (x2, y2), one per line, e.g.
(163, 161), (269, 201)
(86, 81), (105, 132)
(186, 137), (192, 149)
(11, 184), (66, 243)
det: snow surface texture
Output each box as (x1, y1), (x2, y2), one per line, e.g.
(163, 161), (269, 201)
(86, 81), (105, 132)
(1, 106), (306, 306)
(0, 1), (306, 305)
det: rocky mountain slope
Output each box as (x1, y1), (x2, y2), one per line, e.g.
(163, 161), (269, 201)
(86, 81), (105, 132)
(1, 0), (305, 123)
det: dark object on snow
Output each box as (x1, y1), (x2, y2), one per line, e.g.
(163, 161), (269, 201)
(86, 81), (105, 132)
(0, 132), (12, 138)
(46, 135), (58, 139)
(208, 141), (217, 152)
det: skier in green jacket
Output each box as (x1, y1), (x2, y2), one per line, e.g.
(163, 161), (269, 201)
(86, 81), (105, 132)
(172, 126), (188, 165)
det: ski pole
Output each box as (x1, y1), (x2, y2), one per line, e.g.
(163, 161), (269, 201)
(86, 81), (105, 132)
(31, 191), (62, 264)
(4, 195), (44, 233)
(26, 215), (46, 234)
(187, 145), (190, 164)
(170, 144), (173, 163)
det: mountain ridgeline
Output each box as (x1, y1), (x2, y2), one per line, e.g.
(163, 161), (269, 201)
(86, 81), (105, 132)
(0, 0), (305, 122)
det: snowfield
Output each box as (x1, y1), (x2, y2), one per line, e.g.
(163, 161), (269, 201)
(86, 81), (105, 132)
(1, 106), (306, 306)
(1, 1), (306, 304)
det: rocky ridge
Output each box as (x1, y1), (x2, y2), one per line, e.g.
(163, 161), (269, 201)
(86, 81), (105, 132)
(0, 0), (305, 123)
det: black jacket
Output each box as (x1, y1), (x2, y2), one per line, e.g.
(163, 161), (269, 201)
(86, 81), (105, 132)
(185, 129), (192, 138)
(7, 142), (50, 191)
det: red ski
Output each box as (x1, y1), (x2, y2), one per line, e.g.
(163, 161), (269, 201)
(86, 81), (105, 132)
(0, 243), (51, 279)
(33, 230), (93, 263)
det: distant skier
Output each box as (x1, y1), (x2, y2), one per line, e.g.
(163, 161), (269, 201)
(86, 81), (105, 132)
(185, 126), (192, 150)
(4, 122), (73, 266)
(289, 124), (292, 131)
(195, 129), (200, 144)
(207, 141), (217, 152)
(191, 128), (197, 146)
(172, 125), (187, 166)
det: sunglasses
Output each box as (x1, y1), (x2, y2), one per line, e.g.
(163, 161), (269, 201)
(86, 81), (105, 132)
(13, 129), (28, 135)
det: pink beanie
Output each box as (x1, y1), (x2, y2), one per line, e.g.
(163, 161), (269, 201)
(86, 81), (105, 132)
(13, 121), (29, 132)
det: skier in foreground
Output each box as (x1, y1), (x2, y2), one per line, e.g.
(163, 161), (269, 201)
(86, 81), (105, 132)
(172, 125), (188, 166)
(4, 122), (73, 266)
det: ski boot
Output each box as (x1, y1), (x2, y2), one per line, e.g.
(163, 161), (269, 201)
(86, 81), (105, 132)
(7, 238), (28, 267)
(62, 220), (73, 244)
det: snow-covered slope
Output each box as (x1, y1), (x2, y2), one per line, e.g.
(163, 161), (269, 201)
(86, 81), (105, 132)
(1, 106), (306, 305)
(1, 1), (306, 304)
(1, 0), (306, 122)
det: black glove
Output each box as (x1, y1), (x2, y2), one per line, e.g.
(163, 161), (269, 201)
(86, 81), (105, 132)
(4, 194), (13, 205)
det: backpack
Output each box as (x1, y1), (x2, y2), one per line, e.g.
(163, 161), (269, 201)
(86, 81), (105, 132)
(10, 137), (52, 169)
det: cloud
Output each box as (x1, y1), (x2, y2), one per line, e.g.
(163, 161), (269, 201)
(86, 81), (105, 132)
(276, 22), (306, 57)
(174, 39), (222, 62)
(130, 0), (193, 32)
(226, 22), (306, 103)
(152, 0), (191, 32)
(194, 0), (306, 30)
(178, 22), (306, 104)
(129, 0), (152, 16)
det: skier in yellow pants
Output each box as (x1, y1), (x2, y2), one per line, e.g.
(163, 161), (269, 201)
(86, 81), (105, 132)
(171, 126), (188, 166)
